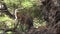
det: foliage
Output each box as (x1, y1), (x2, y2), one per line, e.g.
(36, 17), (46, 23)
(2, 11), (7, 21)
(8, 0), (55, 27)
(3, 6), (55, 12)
(0, 14), (14, 28)
(6, 31), (12, 34)
(0, 15), (12, 21)
(21, 1), (33, 8)
(0, 0), (46, 33)
(4, 0), (20, 8)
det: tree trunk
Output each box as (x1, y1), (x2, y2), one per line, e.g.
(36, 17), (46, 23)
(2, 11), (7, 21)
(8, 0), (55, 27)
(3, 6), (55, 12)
(42, 0), (60, 34)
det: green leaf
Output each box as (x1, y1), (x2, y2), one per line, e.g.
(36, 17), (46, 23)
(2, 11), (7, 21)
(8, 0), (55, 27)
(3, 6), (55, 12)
(0, 15), (12, 22)
(21, 1), (33, 8)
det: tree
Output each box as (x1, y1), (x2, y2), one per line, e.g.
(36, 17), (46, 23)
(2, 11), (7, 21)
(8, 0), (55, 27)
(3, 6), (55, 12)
(42, 0), (60, 34)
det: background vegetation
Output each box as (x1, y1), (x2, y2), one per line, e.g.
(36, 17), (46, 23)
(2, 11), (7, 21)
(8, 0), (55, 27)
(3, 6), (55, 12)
(0, 0), (46, 34)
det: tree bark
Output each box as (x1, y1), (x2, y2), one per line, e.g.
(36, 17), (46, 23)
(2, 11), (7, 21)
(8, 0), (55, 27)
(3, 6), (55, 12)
(42, 0), (60, 34)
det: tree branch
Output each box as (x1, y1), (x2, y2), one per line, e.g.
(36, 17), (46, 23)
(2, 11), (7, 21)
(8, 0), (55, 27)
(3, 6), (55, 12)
(0, 2), (15, 19)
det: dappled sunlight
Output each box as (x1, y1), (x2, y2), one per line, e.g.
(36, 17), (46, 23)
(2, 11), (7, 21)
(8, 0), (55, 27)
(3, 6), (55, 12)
(0, 15), (15, 28)
(6, 31), (12, 34)
(33, 18), (46, 28)
(0, 0), (59, 34)
(21, 1), (33, 8)
(5, 21), (14, 28)
(0, 15), (12, 21)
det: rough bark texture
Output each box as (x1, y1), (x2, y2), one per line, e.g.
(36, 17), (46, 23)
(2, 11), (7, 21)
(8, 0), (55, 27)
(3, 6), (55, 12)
(42, 0), (60, 34)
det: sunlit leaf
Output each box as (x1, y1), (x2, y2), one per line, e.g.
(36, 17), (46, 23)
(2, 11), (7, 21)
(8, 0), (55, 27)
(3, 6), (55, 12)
(0, 15), (12, 21)
(7, 31), (12, 34)
(21, 1), (33, 8)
